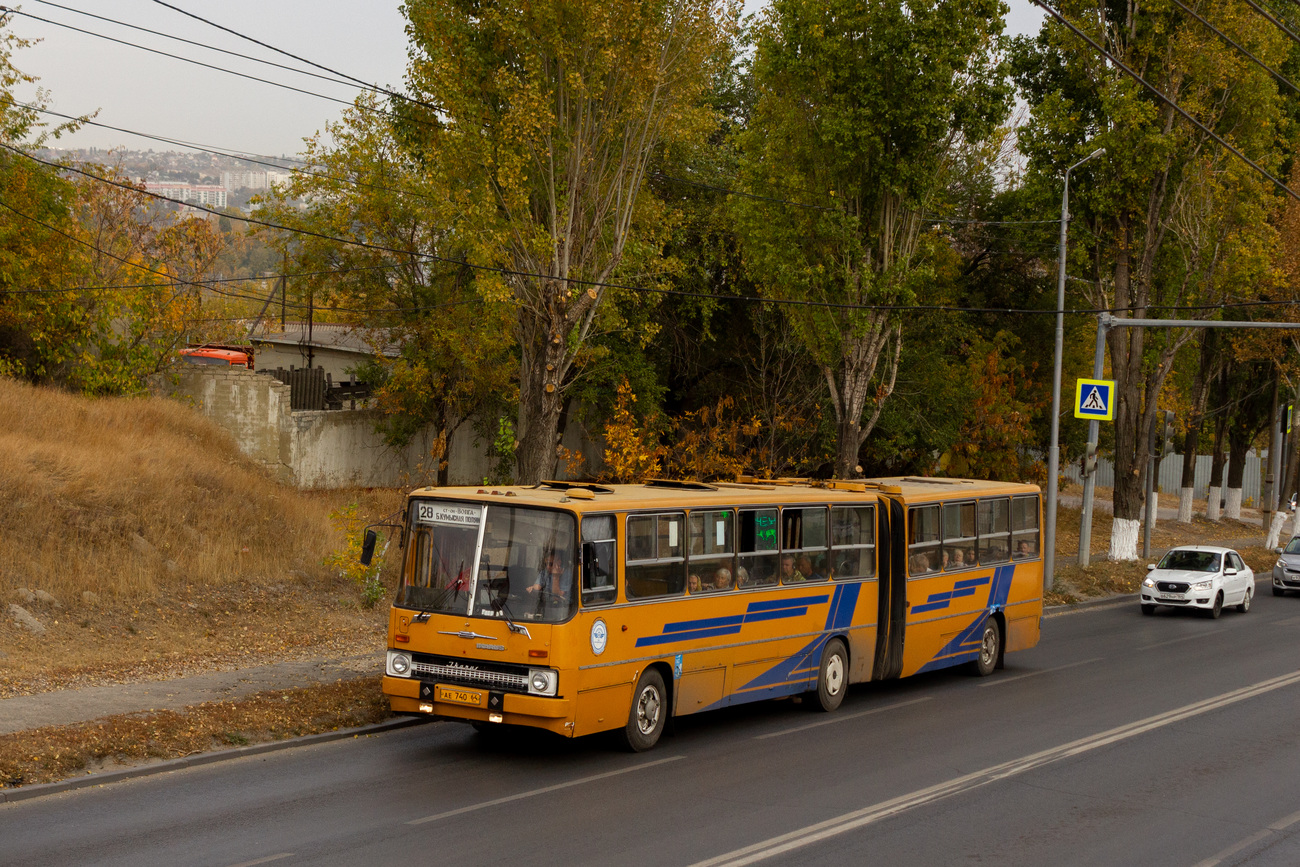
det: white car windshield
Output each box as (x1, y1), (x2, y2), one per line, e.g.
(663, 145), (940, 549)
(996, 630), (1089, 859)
(1157, 550), (1221, 572)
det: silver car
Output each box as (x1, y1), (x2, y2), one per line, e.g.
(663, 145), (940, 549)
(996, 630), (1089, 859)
(1272, 537), (1300, 596)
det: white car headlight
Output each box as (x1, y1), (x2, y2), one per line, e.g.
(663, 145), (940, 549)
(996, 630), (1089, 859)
(527, 668), (557, 696)
(387, 650), (413, 677)
(1142, 577), (1156, 588)
(1191, 580), (1213, 592)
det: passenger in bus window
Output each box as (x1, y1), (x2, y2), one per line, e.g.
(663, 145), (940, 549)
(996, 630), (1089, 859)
(963, 548), (978, 567)
(688, 573), (702, 593)
(736, 565), (751, 587)
(1014, 540), (1035, 559)
(780, 554), (798, 583)
(712, 567), (733, 591)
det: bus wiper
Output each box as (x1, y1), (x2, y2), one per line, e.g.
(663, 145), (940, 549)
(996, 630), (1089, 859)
(483, 555), (531, 639)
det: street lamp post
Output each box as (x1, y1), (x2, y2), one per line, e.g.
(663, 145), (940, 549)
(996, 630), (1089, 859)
(1045, 147), (1104, 591)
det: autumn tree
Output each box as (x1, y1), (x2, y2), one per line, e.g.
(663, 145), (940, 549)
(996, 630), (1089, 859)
(1013, 0), (1286, 558)
(258, 93), (515, 480)
(733, 0), (1012, 478)
(401, 0), (735, 484)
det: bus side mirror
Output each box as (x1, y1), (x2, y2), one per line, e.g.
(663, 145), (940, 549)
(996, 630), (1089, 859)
(360, 529), (378, 566)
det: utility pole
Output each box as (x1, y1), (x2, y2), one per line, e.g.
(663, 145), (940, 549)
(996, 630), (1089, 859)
(1045, 147), (1104, 590)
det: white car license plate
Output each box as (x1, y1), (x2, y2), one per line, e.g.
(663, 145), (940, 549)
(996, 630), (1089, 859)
(1157, 593), (1182, 600)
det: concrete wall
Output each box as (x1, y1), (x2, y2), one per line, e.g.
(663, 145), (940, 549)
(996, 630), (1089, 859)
(168, 368), (603, 489)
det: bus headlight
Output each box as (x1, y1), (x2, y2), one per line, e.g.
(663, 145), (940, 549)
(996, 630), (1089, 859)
(388, 650), (413, 677)
(528, 669), (557, 696)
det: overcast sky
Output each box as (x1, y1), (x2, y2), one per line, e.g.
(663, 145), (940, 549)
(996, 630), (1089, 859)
(10, 0), (1045, 158)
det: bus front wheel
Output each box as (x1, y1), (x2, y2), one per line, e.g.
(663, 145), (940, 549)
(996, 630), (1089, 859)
(970, 617), (1001, 677)
(622, 668), (667, 752)
(813, 638), (848, 712)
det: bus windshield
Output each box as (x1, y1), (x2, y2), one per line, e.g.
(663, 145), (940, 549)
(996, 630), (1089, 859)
(397, 499), (576, 623)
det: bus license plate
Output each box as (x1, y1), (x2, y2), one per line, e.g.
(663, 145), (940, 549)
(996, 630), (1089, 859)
(437, 686), (485, 707)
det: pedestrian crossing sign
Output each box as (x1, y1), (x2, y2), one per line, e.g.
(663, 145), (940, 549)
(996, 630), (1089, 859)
(1074, 378), (1115, 421)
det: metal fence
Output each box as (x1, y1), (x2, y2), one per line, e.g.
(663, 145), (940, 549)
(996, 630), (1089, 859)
(1063, 451), (1269, 505)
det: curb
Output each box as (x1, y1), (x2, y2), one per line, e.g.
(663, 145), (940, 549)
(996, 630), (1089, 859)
(0, 715), (429, 805)
(1044, 593), (1136, 617)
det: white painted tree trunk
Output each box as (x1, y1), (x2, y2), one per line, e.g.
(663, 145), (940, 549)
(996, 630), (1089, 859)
(1206, 485), (1221, 522)
(1225, 487), (1243, 520)
(1178, 487), (1193, 523)
(1266, 511), (1287, 549)
(1109, 517), (1140, 561)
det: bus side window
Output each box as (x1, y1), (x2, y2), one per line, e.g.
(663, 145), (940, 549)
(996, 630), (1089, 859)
(689, 509), (736, 591)
(782, 507), (829, 582)
(1011, 495), (1040, 559)
(908, 505), (941, 576)
(831, 505), (875, 579)
(581, 514), (617, 606)
(977, 498), (1010, 564)
(942, 502), (976, 570)
(739, 509), (779, 587)
(625, 513), (686, 599)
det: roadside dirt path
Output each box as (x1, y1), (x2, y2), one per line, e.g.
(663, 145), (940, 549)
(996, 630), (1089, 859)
(0, 653), (377, 735)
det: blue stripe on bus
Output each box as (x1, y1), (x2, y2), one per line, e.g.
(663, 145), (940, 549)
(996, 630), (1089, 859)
(910, 575), (991, 614)
(634, 593), (831, 647)
(746, 595), (831, 612)
(915, 564), (1018, 673)
(637, 625), (745, 646)
(664, 615), (745, 632)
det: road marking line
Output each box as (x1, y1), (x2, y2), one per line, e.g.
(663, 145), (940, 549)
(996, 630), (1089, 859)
(406, 755), (685, 825)
(977, 657), (1102, 687)
(226, 854), (294, 867)
(1268, 807), (1300, 831)
(1138, 624), (1246, 651)
(691, 669), (1300, 867)
(1190, 829), (1273, 867)
(753, 697), (932, 740)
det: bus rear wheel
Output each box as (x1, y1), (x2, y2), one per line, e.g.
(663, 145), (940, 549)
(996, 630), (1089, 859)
(969, 617), (1001, 677)
(813, 638), (848, 712)
(622, 668), (667, 752)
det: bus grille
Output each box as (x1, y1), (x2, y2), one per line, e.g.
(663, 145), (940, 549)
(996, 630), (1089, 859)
(412, 661), (528, 692)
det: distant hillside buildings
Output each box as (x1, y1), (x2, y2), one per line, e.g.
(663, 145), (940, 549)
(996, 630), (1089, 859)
(143, 182), (228, 208)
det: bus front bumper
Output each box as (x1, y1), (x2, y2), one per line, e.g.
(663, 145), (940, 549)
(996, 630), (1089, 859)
(383, 675), (573, 735)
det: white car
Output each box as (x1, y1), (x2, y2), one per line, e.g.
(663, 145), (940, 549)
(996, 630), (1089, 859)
(1140, 545), (1254, 618)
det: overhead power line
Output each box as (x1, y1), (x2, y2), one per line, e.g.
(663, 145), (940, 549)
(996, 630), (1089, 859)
(1030, 0), (1300, 203)
(1169, 0), (1300, 98)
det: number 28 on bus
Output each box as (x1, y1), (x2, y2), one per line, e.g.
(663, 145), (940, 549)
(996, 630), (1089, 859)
(365, 477), (1043, 751)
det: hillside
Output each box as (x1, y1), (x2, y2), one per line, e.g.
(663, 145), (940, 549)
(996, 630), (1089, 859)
(0, 378), (402, 696)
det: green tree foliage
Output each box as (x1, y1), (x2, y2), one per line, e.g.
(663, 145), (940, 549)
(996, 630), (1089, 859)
(733, 0), (1012, 477)
(258, 93), (516, 480)
(400, 0), (736, 484)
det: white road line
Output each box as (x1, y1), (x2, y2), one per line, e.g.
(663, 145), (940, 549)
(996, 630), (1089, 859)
(406, 755), (685, 825)
(753, 697), (933, 740)
(1190, 829), (1273, 867)
(1268, 807), (1300, 831)
(226, 854), (294, 867)
(977, 657), (1102, 688)
(691, 669), (1300, 867)
(1138, 626), (1245, 651)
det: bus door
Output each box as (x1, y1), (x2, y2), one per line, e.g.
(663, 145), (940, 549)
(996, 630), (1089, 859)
(872, 497), (907, 681)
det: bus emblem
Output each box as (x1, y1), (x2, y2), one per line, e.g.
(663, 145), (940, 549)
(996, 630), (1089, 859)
(590, 619), (608, 655)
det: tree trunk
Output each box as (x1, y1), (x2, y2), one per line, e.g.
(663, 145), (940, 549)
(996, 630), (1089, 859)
(1225, 426), (1249, 521)
(514, 305), (570, 485)
(1178, 333), (1215, 523)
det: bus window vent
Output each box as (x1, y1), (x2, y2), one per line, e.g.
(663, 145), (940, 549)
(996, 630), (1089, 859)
(536, 480), (614, 494)
(899, 477), (975, 485)
(644, 479), (719, 491)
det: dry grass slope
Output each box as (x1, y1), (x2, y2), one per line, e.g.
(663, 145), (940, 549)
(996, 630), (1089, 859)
(0, 377), (336, 601)
(0, 377), (404, 693)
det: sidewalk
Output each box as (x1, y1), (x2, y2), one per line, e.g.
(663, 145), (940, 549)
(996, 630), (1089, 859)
(0, 653), (378, 736)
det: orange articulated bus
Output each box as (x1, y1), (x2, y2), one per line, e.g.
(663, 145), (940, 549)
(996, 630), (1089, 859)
(371, 477), (1043, 750)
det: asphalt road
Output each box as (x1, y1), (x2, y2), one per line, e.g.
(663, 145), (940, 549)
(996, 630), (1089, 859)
(4, 583), (1300, 867)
